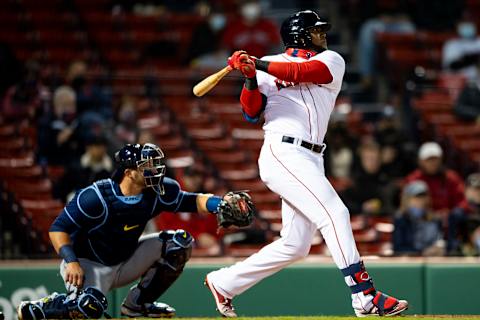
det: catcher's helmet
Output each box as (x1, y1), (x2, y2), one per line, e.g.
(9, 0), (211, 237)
(280, 10), (331, 49)
(114, 143), (166, 194)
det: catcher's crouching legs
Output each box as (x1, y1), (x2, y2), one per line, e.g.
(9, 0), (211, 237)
(122, 229), (193, 318)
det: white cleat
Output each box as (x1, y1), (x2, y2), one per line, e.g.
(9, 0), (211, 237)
(204, 274), (237, 317)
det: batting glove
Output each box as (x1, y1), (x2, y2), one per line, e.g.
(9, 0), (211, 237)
(239, 58), (256, 78)
(227, 50), (249, 69)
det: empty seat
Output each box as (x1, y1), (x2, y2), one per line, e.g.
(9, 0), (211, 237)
(0, 153), (35, 168)
(195, 137), (236, 151)
(0, 164), (43, 179)
(5, 178), (53, 200)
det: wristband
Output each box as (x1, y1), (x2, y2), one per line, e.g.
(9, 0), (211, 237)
(245, 77), (258, 90)
(59, 244), (79, 263)
(206, 196), (222, 213)
(254, 59), (270, 72)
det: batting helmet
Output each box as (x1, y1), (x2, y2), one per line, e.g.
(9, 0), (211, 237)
(280, 10), (331, 49)
(114, 143), (167, 194)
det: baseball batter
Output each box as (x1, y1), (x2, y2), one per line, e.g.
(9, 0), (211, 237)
(17, 143), (254, 320)
(205, 10), (408, 317)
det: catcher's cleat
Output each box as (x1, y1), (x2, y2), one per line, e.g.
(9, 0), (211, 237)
(121, 301), (175, 318)
(355, 291), (408, 317)
(17, 292), (67, 320)
(204, 275), (237, 318)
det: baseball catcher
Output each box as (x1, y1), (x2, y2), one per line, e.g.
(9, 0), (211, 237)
(17, 142), (254, 319)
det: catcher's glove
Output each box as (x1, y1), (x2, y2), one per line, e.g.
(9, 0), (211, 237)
(216, 191), (256, 228)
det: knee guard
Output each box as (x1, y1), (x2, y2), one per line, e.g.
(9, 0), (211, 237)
(124, 229), (193, 306)
(73, 287), (108, 319)
(160, 229), (194, 270)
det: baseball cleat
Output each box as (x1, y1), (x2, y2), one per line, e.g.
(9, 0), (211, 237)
(355, 291), (408, 317)
(17, 292), (67, 320)
(204, 275), (237, 317)
(121, 301), (175, 318)
(17, 301), (46, 320)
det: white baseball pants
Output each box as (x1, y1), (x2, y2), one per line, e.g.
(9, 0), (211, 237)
(208, 134), (374, 311)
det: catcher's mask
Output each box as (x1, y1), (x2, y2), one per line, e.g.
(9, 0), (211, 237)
(281, 10), (331, 49)
(114, 143), (167, 195)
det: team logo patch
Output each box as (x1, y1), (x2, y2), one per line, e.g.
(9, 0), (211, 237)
(275, 78), (298, 91)
(88, 304), (98, 311)
(360, 271), (370, 281)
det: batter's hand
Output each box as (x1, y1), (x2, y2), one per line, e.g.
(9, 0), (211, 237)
(64, 261), (85, 289)
(238, 58), (256, 78)
(227, 50), (250, 69)
(227, 51), (256, 78)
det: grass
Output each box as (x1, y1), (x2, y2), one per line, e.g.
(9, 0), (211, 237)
(155, 317), (480, 320)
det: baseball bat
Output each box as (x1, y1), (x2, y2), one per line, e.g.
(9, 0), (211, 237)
(193, 66), (233, 97)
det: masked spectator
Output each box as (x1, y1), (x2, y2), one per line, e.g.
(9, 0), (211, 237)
(37, 85), (82, 166)
(404, 142), (465, 220)
(393, 180), (443, 255)
(221, 1), (280, 58)
(442, 17), (480, 80)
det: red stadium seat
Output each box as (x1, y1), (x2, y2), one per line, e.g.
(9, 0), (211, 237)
(5, 178), (53, 200)
(0, 165), (43, 180)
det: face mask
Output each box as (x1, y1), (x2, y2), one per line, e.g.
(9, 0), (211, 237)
(209, 14), (226, 32)
(241, 3), (261, 22)
(458, 22), (476, 39)
(408, 206), (425, 219)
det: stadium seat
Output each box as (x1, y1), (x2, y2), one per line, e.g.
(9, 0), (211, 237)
(4, 178), (53, 200)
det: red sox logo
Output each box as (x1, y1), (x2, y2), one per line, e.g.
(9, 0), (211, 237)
(359, 271), (370, 281)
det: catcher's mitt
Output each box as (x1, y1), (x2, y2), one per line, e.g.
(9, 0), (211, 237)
(216, 191), (256, 228)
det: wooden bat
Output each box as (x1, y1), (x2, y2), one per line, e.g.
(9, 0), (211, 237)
(193, 66), (233, 97)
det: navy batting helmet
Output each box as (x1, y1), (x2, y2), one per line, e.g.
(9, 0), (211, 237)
(280, 10), (331, 49)
(114, 143), (166, 194)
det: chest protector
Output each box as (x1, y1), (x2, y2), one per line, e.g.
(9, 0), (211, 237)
(79, 179), (158, 265)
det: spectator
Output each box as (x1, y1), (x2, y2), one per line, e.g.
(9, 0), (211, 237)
(442, 16), (480, 80)
(374, 106), (416, 179)
(393, 180), (443, 255)
(186, 2), (228, 68)
(37, 85), (82, 166)
(66, 60), (112, 120)
(453, 70), (480, 124)
(447, 173), (480, 256)
(404, 142), (465, 219)
(324, 121), (355, 185)
(54, 135), (113, 201)
(221, 1), (280, 58)
(113, 95), (139, 150)
(2, 60), (48, 121)
(341, 139), (395, 216)
(356, 3), (415, 96)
